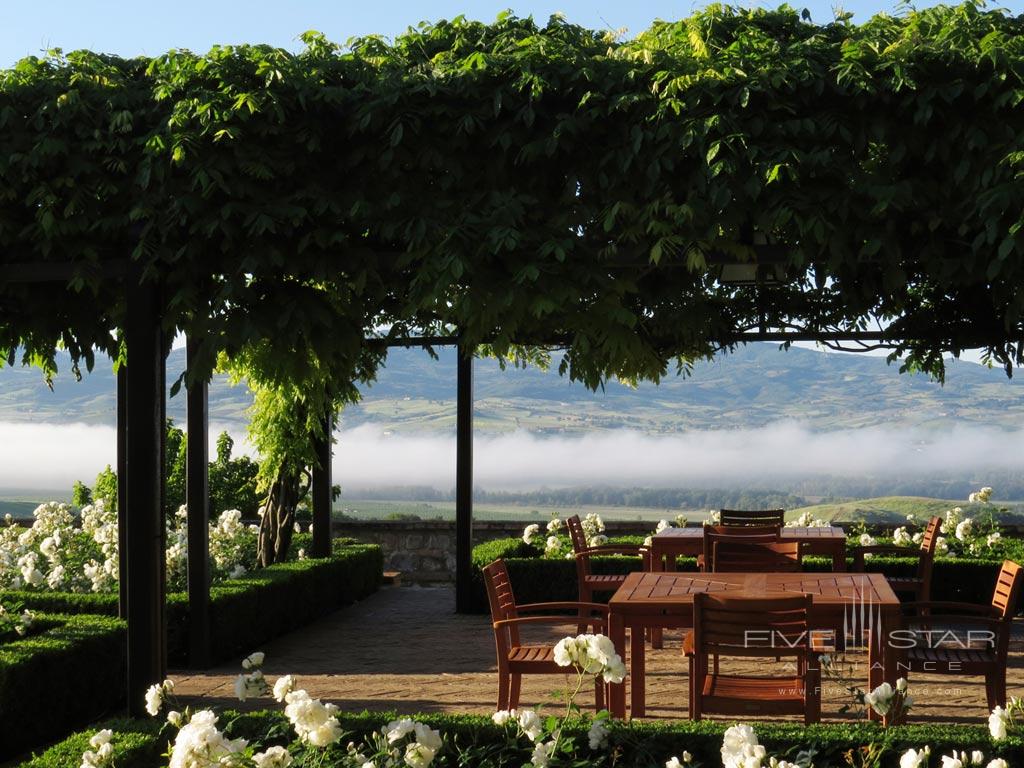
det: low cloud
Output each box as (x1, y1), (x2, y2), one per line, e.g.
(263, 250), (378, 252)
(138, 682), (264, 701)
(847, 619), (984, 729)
(1, 419), (1021, 494)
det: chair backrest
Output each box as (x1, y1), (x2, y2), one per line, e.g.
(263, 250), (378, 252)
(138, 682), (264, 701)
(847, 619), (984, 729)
(712, 539), (802, 573)
(694, 593), (813, 658)
(916, 516), (942, 583)
(702, 524), (780, 569)
(720, 508), (786, 527)
(991, 560), (1024, 619)
(566, 515), (587, 553)
(482, 559), (521, 648)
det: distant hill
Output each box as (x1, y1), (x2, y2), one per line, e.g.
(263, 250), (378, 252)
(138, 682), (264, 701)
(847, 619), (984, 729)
(0, 343), (1020, 434)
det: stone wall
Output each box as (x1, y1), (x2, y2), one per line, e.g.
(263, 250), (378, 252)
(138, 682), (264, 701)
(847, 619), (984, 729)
(329, 520), (650, 583)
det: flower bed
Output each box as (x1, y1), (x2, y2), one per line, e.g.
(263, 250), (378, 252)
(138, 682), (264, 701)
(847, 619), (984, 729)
(16, 712), (1024, 767)
(0, 613), (126, 760)
(0, 540), (383, 665)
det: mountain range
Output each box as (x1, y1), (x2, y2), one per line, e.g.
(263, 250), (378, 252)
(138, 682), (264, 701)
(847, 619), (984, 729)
(0, 343), (1021, 434)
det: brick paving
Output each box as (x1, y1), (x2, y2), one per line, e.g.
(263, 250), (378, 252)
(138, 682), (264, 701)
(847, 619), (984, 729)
(172, 585), (1024, 724)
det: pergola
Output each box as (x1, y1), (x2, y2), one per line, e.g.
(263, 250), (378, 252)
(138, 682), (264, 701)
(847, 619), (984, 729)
(2, 4), (1023, 715)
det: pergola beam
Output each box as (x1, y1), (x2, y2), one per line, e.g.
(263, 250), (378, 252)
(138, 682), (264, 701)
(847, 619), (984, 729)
(311, 414), (333, 558)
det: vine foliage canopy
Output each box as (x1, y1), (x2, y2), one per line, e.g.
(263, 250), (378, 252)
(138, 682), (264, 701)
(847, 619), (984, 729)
(1, 2), (1024, 393)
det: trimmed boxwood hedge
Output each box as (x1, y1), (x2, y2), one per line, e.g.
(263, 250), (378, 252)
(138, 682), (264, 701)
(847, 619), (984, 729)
(0, 613), (126, 760)
(0, 540), (383, 665)
(17, 710), (1024, 767)
(470, 537), (1010, 614)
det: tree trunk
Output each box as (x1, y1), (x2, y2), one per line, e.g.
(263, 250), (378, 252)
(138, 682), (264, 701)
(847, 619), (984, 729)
(257, 467), (310, 566)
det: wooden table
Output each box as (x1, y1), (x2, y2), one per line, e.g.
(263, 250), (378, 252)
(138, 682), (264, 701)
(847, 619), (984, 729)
(607, 571), (901, 719)
(649, 526), (848, 572)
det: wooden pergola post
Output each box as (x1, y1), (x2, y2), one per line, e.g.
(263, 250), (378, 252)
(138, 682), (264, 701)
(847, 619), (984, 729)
(454, 345), (474, 612)
(311, 413), (333, 558)
(123, 268), (167, 715)
(116, 367), (128, 620)
(185, 336), (211, 668)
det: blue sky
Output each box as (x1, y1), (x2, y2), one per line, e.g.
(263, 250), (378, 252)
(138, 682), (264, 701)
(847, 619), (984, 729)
(3, 0), (1023, 67)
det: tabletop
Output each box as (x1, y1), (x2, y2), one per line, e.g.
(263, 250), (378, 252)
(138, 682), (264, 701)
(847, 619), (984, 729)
(651, 526), (846, 541)
(608, 571), (899, 613)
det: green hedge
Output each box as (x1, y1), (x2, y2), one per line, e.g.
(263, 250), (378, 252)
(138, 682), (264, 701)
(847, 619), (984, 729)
(18, 711), (1024, 767)
(0, 613), (126, 760)
(470, 537), (1010, 613)
(0, 540), (382, 665)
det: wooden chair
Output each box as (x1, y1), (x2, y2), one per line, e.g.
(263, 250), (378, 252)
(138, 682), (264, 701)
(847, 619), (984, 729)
(482, 559), (609, 711)
(700, 524), (781, 572)
(711, 538), (802, 573)
(684, 593), (822, 724)
(720, 508), (786, 527)
(898, 560), (1023, 711)
(566, 514), (645, 633)
(852, 516), (941, 602)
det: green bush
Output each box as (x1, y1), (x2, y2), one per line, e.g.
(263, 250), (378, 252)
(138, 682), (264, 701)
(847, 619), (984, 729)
(0, 540), (382, 664)
(470, 537), (1012, 613)
(17, 711), (1024, 767)
(0, 613), (126, 760)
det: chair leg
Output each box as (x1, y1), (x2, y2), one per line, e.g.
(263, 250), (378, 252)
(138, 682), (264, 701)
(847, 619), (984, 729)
(988, 670), (1007, 710)
(509, 674), (522, 709)
(594, 678), (605, 711)
(689, 654), (701, 720)
(497, 674), (509, 711)
(577, 587), (592, 636)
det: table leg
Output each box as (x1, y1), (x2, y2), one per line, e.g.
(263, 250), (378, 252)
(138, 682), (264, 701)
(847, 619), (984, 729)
(649, 548), (664, 649)
(609, 612), (626, 718)
(832, 543), (846, 572)
(630, 623), (646, 718)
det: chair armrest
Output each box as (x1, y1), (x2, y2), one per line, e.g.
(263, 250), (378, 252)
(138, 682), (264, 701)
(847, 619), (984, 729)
(682, 631), (695, 656)
(576, 546), (644, 558)
(493, 615), (607, 630)
(517, 601), (609, 616)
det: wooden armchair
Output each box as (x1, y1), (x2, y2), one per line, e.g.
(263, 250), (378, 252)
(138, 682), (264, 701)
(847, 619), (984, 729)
(684, 593), (822, 724)
(852, 516), (941, 602)
(566, 514), (645, 633)
(898, 559), (1023, 711)
(482, 559), (609, 711)
(720, 508), (786, 527)
(700, 524), (780, 572)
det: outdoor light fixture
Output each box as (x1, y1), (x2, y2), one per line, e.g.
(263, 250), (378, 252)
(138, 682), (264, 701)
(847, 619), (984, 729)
(706, 231), (789, 287)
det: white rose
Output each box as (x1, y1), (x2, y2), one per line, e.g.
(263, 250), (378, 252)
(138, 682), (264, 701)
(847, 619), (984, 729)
(253, 746), (294, 768)
(546, 518), (562, 533)
(990, 706), (1009, 740)
(144, 683), (163, 717)
(273, 675), (295, 703)
(530, 740), (554, 767)
(587, 719), (608, 750)
(522, 524), (540, 544)
(491, 709), (515, 726)
(517, 710), (543, 742)
(986, 760), (1009, 768)
(900, 747), (931, 768)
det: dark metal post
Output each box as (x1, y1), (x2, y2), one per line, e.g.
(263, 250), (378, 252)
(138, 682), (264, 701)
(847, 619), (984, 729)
(455, 345), (474, 613)
(124, 267), (166, 715)
(185, 337), (210, 668)
(116, 367), (128, 620)
(311, 414), (332, 558)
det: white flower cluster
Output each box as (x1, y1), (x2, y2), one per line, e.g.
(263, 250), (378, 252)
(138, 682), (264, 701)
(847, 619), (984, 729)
(664, 752), (693, 767)
(893, 526), (913, 546)
(552, 633), (626, 683)
(234, 651), (270, 701)
(79, 729), (114, 768)
(168, 710), (248, 768)
(786, 510), (829, 527)
(522, 523), (540, 545)
(144, 678), (175, 717)
(969, 486), (994, 504)
(382, 718), (444, 768)
(283, 688), (342, 747)
(491, 709), (553, 766)
(900, 746), (1005, 768)
(0, 501), (260, 595)
(720, 724), (799, 768)
(862, 678), (910, 717)
(581, 512), (605, 545)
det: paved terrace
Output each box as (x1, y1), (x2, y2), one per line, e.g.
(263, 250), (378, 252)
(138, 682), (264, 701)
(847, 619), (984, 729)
(173, 585), (1024, 724)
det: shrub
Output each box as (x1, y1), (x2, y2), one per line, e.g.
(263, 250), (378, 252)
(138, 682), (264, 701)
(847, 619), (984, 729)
(0, 613), (126, 760)
(0, 540), (382, 664)
(16, 711), (1024, 767)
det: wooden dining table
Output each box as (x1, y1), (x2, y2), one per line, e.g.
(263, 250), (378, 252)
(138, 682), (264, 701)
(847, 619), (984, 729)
(607, 571), (901, 719)
(648, 526), (849, 572)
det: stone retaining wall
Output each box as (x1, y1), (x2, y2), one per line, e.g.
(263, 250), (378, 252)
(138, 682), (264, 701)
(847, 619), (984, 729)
(329, 520), (651, 582)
